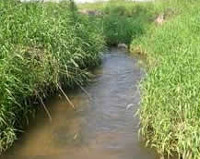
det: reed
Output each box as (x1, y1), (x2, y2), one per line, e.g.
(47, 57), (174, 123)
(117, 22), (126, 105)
(0, 0), (104, 152)
(79, 0), (152, 46)
(131, 0), (200, 158)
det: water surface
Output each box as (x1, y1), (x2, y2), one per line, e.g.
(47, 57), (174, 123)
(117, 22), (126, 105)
(0, 48), (157, 159)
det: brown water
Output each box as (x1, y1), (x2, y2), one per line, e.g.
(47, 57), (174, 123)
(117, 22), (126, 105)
(0, 48), (157, 159)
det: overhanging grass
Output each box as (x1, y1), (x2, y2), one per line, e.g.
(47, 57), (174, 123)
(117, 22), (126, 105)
(0, 0), (104, 153)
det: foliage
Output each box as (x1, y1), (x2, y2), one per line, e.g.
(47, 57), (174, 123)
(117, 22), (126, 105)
(79, 0), (153, 46)
(131, 0), (200, 158)
(0, 0), (104, 152)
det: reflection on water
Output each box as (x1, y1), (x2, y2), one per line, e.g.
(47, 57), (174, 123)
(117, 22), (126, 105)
(0, 48), (157, 159)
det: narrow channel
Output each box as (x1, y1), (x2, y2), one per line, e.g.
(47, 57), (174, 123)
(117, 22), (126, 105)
(1, 48), (157, 159)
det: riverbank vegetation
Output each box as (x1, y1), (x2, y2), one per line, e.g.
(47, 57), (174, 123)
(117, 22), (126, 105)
(131, 1), (200, 159)
(0, 0), (104, 153)
(81, 0), (200, 158)
(79, 1), (152, 45)
(2, 0), (200, 158)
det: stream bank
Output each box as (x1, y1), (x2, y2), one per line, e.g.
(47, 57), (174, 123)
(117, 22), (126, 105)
(0, 48), (157, 159)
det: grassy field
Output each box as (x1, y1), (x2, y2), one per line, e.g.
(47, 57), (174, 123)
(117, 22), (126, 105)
(0, 0), (104, 153)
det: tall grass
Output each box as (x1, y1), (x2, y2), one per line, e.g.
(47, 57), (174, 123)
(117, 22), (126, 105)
(2, 0), (200, 157)
(0, 0), (104, 152)
(79, 0), (152, 46)
(102, 1), (149, 45)
(130, 0), (200, 158)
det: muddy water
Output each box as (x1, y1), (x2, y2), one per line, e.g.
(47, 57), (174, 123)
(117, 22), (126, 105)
(1, 48), (157, 159)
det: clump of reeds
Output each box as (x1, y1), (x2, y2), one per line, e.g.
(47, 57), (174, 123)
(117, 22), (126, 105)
(0, 0), (104, 152)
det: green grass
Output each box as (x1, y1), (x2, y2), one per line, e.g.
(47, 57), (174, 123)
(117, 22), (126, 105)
(103, 1), (153, 45)
(79, 0), (153, 46)
(0, 0), (104, 153)
(130, 0), (200, 158)
(2, 0), (200, 158)
(78, 1), (106, 10)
